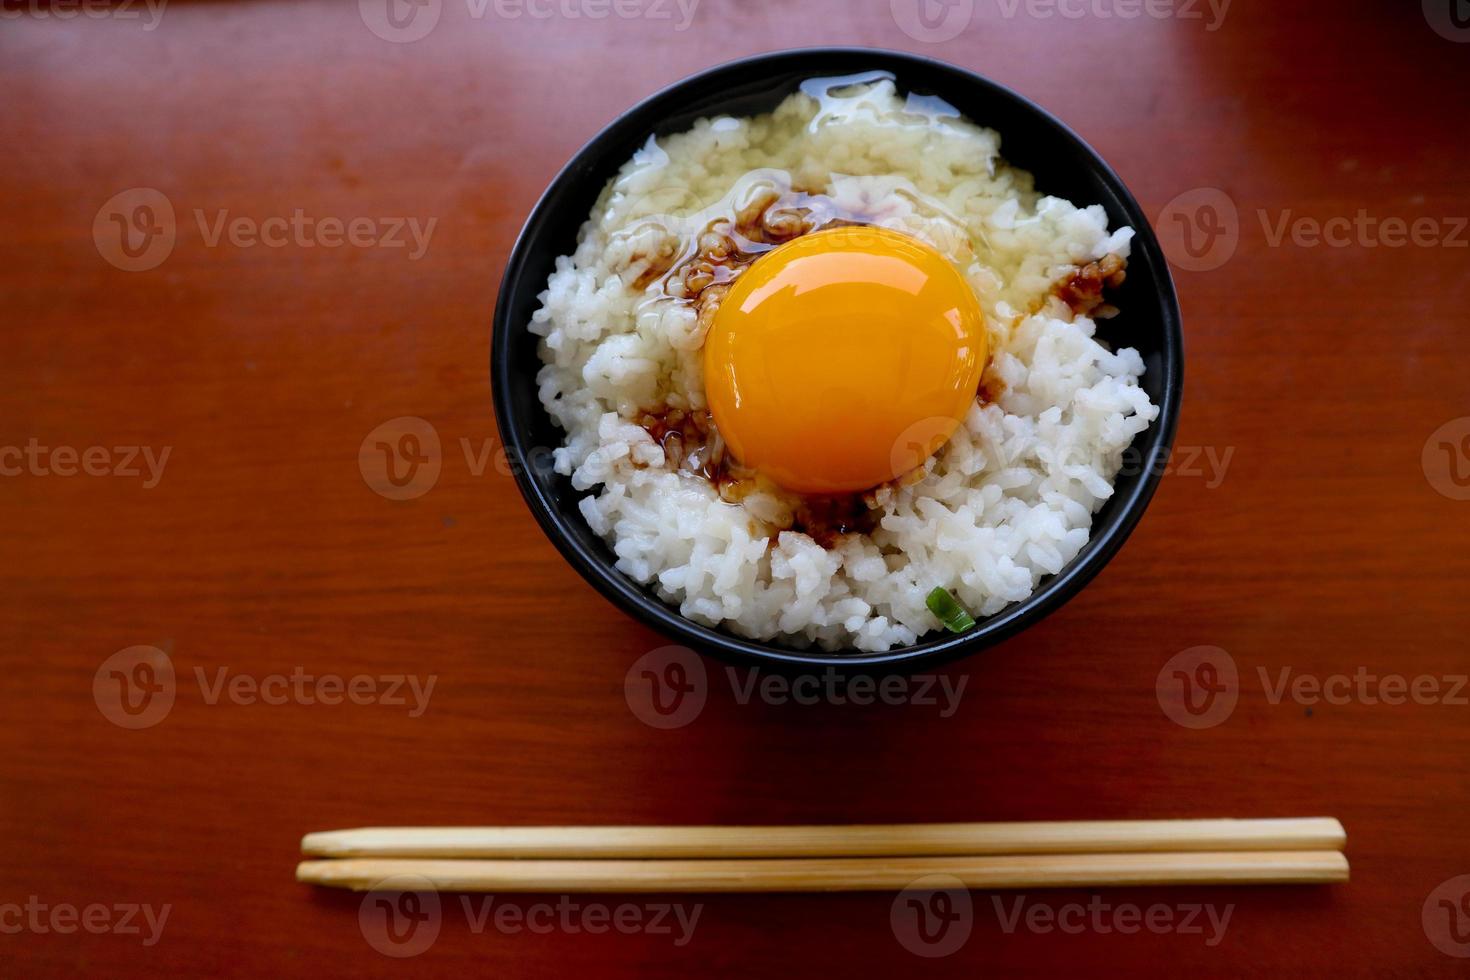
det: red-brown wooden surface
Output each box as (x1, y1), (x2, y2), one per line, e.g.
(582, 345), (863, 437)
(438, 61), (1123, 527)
(3, 1), (1468, 975)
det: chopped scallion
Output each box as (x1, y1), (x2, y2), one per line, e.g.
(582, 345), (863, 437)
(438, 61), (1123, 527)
(926, 587), (976, 633)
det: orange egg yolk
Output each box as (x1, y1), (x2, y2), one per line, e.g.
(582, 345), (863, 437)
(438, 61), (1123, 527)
(702, 225), (987, 494)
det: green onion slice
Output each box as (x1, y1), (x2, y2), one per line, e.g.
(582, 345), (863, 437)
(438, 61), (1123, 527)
(926, 587), (976, 633)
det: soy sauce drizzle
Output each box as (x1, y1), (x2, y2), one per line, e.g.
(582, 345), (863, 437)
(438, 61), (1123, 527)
(611, 76), (1019, 549)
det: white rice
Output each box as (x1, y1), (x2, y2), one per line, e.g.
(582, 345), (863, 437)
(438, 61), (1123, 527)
(528, 78), (1158, 652)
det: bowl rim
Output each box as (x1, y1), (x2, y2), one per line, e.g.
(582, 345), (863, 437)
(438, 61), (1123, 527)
(491, 46), (1183, 672)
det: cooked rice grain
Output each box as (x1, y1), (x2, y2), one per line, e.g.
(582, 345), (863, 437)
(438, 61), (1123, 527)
(529, 80), (1158, 651)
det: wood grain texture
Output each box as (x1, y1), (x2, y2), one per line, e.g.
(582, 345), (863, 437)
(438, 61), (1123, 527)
(1, 0), (1467, 975)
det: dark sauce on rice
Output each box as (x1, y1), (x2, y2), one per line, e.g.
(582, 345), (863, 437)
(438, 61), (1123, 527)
(630, 188), (904, 549)
(632, 184), (1124, 550)
(635, 403), (882, 550)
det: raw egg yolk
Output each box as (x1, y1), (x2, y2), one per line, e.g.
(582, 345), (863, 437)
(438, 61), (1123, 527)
(703, 225), (987, 494)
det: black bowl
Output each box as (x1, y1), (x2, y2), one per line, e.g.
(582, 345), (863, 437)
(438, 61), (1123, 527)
(492, 47), (1183, 671)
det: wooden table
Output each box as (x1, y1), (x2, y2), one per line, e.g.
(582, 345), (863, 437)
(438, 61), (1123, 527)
(3, 2), (1467, 975)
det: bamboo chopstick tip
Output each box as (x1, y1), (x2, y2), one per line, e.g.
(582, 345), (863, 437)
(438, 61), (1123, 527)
(300, 833), (348, 857)
(297, 860), (364, 889)
(301, 829), (382, 856)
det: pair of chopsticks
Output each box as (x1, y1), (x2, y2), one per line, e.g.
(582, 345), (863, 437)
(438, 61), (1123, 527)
(296, 818), (1348, 892)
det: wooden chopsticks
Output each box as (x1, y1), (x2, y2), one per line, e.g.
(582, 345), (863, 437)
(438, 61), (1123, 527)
(297, 851), (1348, 893)
(301, 818), (1345, 860)
(297, 819), (1348, 892)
